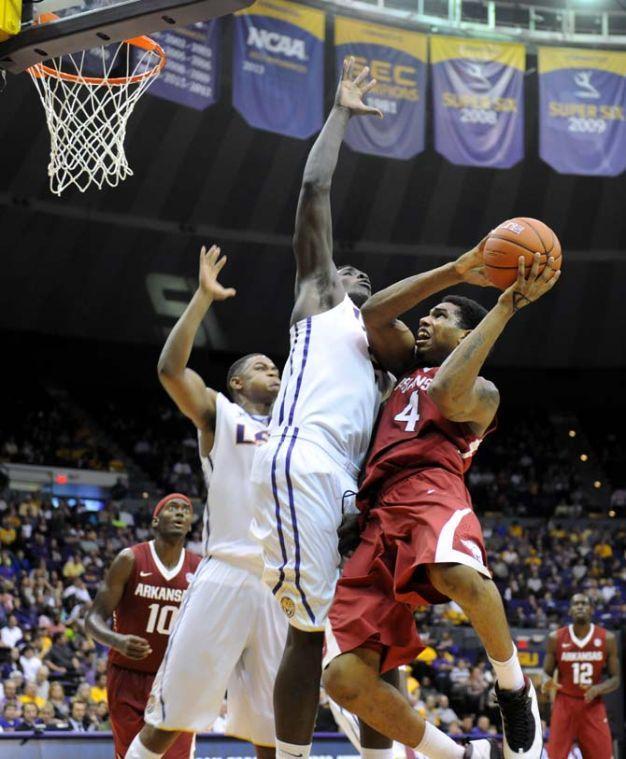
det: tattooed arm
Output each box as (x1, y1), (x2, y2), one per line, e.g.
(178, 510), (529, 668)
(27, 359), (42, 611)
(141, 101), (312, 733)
(429, 253), (561, 436)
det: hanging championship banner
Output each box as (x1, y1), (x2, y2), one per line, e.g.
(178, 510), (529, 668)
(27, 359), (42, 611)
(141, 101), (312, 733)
(233, 0), (325, 139)
(431, 37), (525, 168)
(147, 21), (220, 111)
(538, 47), (626, 177)
(334, 18), (427, 160)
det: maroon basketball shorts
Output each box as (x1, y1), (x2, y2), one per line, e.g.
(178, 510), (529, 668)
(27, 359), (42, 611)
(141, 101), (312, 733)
(547, 693), (613, 759)
(326, 468), (490, 673)
(107, 664), (195, 759)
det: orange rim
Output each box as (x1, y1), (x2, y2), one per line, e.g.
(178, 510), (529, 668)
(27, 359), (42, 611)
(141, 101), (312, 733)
(27, 12), (166, 85)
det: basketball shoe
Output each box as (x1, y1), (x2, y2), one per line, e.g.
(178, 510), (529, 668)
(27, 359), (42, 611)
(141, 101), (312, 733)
(495, 676), (543, 758)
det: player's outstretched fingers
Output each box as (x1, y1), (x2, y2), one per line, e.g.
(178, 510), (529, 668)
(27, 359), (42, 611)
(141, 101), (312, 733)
(343, 56), (354, 79)
(530, 251), (541, 281)
(542, 256), (556, 280)
(516, 256), (525, 288)
(353, 65), (371, 87)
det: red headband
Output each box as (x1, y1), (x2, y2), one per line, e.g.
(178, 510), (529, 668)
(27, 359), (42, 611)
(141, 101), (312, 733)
(152, 493), (192, 519)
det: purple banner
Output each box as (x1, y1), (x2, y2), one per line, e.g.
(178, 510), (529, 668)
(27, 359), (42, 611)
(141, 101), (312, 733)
(431, 37), (525, 169)
(539, 47), (626, 177)
(148, 21), (220, 111)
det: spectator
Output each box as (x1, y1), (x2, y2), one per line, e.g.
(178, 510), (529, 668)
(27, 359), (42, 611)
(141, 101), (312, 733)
(44, 632), (80, 682)
(19, 645), (42, 682)
(19, 681), (45, 710)
(0, 615), (22, 648)
(0, 701), (21, 731)
(62, 578), (91, 606)
(35, 666), (50, 701)
(15, 702), (41, 731)
(48, 682), (69, 719)
(0, 679), (17, 708)
(39, 701), (68, 731)
(96, 700), (110, 730)
(90, 672), (107, 704)
(62, 555), (85, 580)
(469, 715), (493, 738)
(434, 695), (459, 731)
(68, 699), (93, 732)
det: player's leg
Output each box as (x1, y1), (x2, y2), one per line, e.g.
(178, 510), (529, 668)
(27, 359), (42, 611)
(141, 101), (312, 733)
(107, 665), (150, 759)
(576, 699), (613, 759)
(225, 576), (288, 759)
(324, 647), (497, 758)
(545, 695), (578, 759)
(125, 558), (254, 758)
(426, 563), (541, 758)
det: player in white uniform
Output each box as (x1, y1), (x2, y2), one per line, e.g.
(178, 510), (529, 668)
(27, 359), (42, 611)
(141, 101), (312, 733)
(250, 58), (395, 759)
(125, 245), (286, 759)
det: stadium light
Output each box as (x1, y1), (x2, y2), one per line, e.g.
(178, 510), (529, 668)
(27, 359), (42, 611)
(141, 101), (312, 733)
(568, 430), (576, 438)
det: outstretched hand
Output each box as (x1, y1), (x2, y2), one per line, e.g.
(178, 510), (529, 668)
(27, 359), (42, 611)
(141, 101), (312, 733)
(199, 244), (237, 301)
(335, 56), (383, 118)
(499, 252), (561, 313)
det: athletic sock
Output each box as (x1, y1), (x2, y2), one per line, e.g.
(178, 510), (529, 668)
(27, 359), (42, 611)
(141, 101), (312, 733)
(414, 721), (464, 758)
(276, 740), (312, 759)
(125, 734), (163, 759)
(488, 645), (525, 692)
(361, 748), (394, 759)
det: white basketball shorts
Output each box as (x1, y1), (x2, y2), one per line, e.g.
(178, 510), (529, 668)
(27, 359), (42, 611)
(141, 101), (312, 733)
(145, 556), (287, 746)
(250, 434), (358, 632)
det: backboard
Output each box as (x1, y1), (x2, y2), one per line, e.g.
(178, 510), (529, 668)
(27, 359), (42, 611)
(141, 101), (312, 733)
(0, 0), (254, 73)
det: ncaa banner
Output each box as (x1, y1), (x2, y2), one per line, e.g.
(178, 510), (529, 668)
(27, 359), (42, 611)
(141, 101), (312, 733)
(334, 18), (427, 160)
(538, 47), (626, 176)
(431, 37), (525, 168)
(148, 21), (220, 111)
(233, 0), (325, 139)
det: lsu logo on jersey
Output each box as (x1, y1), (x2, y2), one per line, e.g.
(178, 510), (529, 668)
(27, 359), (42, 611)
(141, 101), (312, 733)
(246, 26), (308, 60)
(280, 595), (296, 619)
(236, 424), (269, 446)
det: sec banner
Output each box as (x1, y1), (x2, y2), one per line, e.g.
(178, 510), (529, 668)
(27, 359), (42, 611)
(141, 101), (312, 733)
(335, 18), (427, 160)
(232, 0), (325, 139)
(539, 47), (626, 177)
(431, 37), (525, 169)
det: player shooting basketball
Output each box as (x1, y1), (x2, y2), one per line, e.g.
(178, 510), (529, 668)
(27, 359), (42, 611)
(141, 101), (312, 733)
(85, 493), (200, 759)
(323, 248), (560, 759)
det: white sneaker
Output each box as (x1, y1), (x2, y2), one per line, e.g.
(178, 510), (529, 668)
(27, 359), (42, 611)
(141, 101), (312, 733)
(463, 738), (502, 758)
(495, 676), (543, 758)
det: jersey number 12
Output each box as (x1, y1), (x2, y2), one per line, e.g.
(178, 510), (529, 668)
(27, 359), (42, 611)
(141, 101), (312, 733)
(572, 661), (593, 686)
(394, 391), (420, 432)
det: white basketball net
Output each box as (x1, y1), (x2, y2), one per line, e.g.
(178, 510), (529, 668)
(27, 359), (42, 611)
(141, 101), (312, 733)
(28, 38), (165, 196)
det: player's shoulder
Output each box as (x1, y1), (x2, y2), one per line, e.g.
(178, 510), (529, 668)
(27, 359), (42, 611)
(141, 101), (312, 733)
(185, 549), (202, 569)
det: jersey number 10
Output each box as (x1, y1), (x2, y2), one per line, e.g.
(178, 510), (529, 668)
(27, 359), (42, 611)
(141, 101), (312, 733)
(146, 604), (178, 635)
(394, 391), (421, 432)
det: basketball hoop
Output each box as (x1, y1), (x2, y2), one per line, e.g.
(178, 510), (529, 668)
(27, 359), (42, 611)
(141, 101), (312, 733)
(27, 14), (166, 195)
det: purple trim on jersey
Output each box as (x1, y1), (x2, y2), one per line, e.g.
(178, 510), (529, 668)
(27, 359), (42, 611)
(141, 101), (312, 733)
(284, 428), (315, 623)
(270, 429), (291, 594)
(278, 323), (299, 426)
(287, 317), (312, 427)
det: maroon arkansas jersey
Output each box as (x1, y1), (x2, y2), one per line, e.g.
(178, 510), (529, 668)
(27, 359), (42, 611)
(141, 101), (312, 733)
(555, 624), (608, 700)
(359, 366), (492, 508)
(109, 541), (201, 674)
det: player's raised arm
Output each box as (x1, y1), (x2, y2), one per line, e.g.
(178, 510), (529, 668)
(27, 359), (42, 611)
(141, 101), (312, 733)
(85, 549), (152, 660)
(157, 245), (236, 442)
(428, 252), (561, 435)
(292, 57), (381, 321)
(583, 632), (621, 702)
(361, 239), (490, 376)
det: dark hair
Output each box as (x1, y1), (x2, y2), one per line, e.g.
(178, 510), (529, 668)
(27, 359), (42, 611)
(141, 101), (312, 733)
(442, 295), (488, 330)
(225, 354), (261, 399)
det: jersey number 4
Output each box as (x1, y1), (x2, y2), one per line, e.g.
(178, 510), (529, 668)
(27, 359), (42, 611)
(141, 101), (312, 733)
(146, 604), (178, 635)
(572, 661), (594, 686)
(394, 391), (420, 432)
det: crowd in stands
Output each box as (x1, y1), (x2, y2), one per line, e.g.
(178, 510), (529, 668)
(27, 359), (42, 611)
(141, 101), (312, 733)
(0, 482), (624, 735)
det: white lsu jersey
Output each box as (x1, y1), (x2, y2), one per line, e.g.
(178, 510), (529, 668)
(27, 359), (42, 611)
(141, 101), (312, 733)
(270, 294), (391, 474)
(199, 393), (270, 575)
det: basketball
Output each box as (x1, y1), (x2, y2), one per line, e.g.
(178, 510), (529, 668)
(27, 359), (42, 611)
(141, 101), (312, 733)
(483, 217), (563, 290)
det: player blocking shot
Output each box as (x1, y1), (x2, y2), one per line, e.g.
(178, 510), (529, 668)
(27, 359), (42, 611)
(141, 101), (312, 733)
(543, 593), (620, 758)
(125, 245), (287, 759)
(249, 57), (396, 759)
(322, 247), (561, 759)
(85, 493), (200, 759)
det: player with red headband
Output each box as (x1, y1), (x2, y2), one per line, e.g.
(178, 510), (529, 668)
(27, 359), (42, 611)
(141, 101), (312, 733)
(86, 492), (200, 759)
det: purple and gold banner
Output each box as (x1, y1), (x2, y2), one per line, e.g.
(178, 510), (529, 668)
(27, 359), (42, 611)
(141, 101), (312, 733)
(232, 0), (325, 139)
(539, 47), (626, 176)
(334, 18), (427, 160)
(148, 21), (220, 111)
(431, 37), (525, 169)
